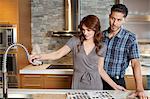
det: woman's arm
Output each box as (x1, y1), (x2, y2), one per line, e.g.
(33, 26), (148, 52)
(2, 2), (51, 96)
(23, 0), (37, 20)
(29, 45), (71, 61)
(98, 57), (126, 91)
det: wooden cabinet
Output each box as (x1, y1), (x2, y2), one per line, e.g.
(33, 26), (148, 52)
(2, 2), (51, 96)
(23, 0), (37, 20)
(20, 74), (44, 89)
(0, 0), (31, 88)
(44, 75), (72, 89)
(20, 74), (72, 89)
(0, 0), (31, 68)
(0, 0), (18, 24)
(125, 75), (147, 90)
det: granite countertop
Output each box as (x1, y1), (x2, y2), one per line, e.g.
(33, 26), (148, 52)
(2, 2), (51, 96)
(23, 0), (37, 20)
(20, 64), (150, 75)
(0, 89), (150, 99)
(20, 64), (73, 74)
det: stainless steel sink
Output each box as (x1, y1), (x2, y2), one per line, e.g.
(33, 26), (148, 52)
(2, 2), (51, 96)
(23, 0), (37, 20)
(0, 93), (67, 99)
(0, 94), (32, 99)
(46, 64), (73, 69)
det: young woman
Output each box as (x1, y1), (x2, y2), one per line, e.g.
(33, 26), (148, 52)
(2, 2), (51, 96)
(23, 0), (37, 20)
(29, 15), (126, 90)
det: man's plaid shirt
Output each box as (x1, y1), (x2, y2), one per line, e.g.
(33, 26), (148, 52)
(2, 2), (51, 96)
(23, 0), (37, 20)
(102, 27), (140, 78)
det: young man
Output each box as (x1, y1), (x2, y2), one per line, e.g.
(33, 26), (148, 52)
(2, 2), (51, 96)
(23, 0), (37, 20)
(102, 4), (147, 98)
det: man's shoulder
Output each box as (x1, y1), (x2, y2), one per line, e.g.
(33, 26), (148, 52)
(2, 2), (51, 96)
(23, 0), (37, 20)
(123, 28), (135, 35)
(102, 29), (108, 34)
(122, 28), (136, 40)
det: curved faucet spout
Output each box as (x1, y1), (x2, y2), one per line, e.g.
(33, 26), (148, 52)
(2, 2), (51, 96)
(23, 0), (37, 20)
(2, 43), (30, 99)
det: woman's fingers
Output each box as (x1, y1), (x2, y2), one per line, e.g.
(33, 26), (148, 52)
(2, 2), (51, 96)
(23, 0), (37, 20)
(116, 85), (127, 91)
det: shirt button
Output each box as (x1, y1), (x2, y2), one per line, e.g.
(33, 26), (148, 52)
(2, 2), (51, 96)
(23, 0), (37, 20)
(116, 76), (119, 79)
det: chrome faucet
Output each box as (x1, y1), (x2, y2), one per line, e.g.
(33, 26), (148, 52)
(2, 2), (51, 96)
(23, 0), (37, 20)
(2, 43), (42, 99)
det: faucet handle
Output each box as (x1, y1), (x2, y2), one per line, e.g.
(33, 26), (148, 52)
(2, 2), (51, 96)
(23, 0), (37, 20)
(31, 59), (43, 66)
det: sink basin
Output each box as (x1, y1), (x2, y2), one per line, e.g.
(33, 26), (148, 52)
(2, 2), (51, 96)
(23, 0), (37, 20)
(0, 94), (32, 99)
(46, 64), (73, 69)
(0, 93), (66, 99)
(0, 93), (67, 99)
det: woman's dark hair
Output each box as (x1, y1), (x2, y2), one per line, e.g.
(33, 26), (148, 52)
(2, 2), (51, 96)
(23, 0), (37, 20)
(77, 15), (103, 56)
(111, 4), (128, 18)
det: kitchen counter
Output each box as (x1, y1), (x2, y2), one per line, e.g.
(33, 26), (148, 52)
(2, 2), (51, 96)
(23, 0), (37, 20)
(20, 64), (150, 75)
(0, 89), (150, 99)
(20, 64), (73, 74)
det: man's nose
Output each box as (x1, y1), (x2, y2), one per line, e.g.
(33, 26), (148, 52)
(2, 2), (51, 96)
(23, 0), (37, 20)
(113, 20), (117, 25)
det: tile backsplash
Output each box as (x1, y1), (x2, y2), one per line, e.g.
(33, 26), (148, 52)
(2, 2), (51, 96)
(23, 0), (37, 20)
(31, 0), (150, 64)
(31, 0), (115, 64)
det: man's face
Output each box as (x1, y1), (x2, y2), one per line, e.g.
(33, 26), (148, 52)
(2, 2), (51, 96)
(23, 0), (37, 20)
(109, 11), (125, 32)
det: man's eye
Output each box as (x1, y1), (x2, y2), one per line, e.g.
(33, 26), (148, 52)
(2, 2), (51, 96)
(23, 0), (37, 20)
(111, 17), (115, 20)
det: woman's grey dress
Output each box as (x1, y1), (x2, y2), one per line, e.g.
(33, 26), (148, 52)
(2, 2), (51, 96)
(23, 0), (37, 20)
(66, 36), (106, 90)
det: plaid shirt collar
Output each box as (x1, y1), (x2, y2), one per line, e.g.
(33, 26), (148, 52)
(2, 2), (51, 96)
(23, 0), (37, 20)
(104, 26), (124, 39)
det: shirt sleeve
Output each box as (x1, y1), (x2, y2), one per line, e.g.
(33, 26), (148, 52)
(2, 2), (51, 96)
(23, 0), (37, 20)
(98, 43), (107, 57)
(65, 36), (78, 50)
(128, 39), (140, 59)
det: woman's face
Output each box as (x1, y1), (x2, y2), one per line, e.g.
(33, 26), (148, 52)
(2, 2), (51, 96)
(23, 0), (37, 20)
(82, 24), (95, 40)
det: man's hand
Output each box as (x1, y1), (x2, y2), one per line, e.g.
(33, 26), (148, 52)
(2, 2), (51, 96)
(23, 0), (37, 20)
(128, 91), (149, 99)
(136, 91), (149, 99)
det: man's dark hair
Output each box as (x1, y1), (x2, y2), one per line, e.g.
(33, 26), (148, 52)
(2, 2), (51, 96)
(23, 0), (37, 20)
(111, 4), (128, 18)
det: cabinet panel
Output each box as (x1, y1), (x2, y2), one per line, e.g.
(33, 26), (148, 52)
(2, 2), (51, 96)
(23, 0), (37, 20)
(20, 74), (44, 88)
(125, 75), (147, 90)
(0, 0), (32, 88)
(0, 0), (18, 24)
(44, 75), (72, 89)
(20, 74), (72, 89)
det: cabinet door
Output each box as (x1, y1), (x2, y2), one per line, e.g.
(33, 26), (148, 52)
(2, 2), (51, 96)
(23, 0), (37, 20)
(44, 75), (72, 89)
(0, 0), (18, 24)
(20, 74), (44, 88)
(125, 75), (147, 90)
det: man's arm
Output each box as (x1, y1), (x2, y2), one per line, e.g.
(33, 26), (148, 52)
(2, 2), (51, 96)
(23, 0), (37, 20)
(131, 59), (144, 91)
(130, 59), (148, 98)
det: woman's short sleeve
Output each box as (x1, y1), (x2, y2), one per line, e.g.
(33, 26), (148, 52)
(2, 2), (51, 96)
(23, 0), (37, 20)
(98, 44), (107, 57)
(66, 36), (79, 50)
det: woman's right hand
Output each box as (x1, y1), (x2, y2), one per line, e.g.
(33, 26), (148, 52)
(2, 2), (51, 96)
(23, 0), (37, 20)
(114, 85), (127, 91)
(29, 54), (43, 65)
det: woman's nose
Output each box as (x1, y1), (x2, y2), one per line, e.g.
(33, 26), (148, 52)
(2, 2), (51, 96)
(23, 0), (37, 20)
(83, 30), (88, 35)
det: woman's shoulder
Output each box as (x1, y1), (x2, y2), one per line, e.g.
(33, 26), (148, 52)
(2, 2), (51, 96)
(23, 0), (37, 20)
(69, 36), (80, 42)
(66, 36), (80, 47)
(101, 42), (107, 49)
(97, 42), (107, 57)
